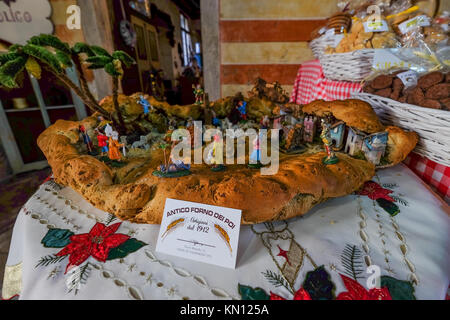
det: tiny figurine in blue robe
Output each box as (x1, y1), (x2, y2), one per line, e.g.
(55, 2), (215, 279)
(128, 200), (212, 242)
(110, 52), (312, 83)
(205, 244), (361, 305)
(79, 125), (93, 154)
(248, 132), (264, 169)
(238, 101), (247, 120)
(213, 117), (221, 127)
(138, 95), (151, 115)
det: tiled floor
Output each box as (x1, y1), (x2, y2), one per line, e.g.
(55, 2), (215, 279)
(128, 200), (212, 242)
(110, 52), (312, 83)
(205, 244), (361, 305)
(0, 167), (51, 297)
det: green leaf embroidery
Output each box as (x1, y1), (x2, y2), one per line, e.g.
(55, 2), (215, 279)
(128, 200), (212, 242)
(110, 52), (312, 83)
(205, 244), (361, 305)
(68, 262), (92, 295)
(104, 213), (117, 225)
(238, 284), (270, 300)
(262, 270), (294, 294)
(391, 195), (409, 207)
(106, 238), (147, 260)
(36, 255), (67, 268)
(41, 228), (74, 248)
(382, 183), (398, 189)
(341, 244), (365, 280)
(376, 198), (400, 216)
(380, 276), (416, 300)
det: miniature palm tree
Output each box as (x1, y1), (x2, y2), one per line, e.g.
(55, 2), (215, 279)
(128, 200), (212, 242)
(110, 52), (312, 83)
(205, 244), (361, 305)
(0, 34), (136, 135)
(159, 142), (169, 171)
(70, 42), (100, 110)
(0, 34), (107, 117)
(84, 48), (135, 131)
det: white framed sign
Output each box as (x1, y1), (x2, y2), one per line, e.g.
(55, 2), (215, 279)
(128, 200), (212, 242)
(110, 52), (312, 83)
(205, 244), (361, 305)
(0, 0), (54, 45)
(156, 198), (242, 269)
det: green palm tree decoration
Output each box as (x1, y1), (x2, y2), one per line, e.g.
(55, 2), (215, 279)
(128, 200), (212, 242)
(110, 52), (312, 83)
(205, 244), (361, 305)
(84, 48), (135, 132)
(0, 34), (108, 118)
(70, 42), (100, 111)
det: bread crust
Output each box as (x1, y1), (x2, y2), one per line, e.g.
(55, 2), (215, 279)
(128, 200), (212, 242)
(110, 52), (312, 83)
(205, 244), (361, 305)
(302, 99), (385, 133)
(37, 98), (418, 225)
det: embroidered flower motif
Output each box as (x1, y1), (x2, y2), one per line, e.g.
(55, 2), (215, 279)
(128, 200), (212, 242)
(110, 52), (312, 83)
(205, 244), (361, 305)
(358, 181), (395, 202)
(56, 222), (130, 273)
(336, 274), (392, 300)
(270, 288), (312, 300)
(358, 181), (401, 216)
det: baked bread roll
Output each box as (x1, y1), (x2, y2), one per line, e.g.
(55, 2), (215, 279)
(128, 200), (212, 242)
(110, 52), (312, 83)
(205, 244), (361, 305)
(38, 98), (418, 225)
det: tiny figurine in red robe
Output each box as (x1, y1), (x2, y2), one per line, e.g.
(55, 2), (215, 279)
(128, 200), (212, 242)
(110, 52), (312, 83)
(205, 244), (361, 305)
(96, 129), (109, 156)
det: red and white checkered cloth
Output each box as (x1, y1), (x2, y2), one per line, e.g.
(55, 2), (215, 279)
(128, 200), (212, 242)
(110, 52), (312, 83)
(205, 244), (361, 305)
(290, 59), (362, 105)
(404, 153), (450, 203)
(290, 60), (450, 204)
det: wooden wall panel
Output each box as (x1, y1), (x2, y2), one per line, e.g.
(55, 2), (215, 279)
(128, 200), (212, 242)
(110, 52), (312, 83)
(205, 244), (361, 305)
(220, 20), (325, 42)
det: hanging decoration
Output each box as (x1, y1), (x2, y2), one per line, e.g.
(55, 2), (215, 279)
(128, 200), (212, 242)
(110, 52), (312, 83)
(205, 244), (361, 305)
(119, 0), (137, 48)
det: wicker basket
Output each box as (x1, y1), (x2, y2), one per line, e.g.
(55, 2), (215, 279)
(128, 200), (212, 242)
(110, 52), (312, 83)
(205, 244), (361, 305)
(309, 35), (336, 59)
(320, 49), (375, 82)
(352, 92), (450, 166)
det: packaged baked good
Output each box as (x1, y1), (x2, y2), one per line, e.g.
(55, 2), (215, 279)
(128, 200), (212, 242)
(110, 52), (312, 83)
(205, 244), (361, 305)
(387, 6), (449, 72)
(331, 13), (401, 53)
(327, 12), (352, 34)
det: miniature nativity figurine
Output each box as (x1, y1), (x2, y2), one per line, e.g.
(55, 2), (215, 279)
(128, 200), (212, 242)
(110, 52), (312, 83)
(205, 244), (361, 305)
(108, 131), (124, 162)
(79, 125), (93, 155)
(320, 119), (339, 165)
(193, 84), (204, 105)
(207, 133), (226, 172)
(153, 139), (191, 178)
(96, 129), (109, 156)
(96, 116), (112, 132)
(248, 132), (263, 169)
(260, 115), (270, 129)
(237, 101), (248, 121)
(138, 95), (152, 115)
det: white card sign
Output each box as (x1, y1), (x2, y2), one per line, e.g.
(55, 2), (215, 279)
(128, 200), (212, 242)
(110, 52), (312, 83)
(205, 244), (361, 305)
(0, 0), (54, 45)
(397, 70), (418, 88)
(363, 20), (389, 32)
(372, 49), (412, 71)
(398, 15), (430, 34)
(156, 199), (242, 269)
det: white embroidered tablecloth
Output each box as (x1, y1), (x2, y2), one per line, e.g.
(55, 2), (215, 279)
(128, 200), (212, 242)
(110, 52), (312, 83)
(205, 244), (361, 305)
(2, 164), (449, 300)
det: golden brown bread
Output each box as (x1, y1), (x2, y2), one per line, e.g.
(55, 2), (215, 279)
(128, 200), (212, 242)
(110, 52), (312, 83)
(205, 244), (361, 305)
(302, 99), (385, 133)
(133, 152), (375, 224)
(385, 126), (419, 165)
(37, 98), (418, 225)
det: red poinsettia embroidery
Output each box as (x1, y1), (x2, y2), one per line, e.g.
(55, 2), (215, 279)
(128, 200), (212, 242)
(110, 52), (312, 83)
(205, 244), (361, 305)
(336, 274), (392, 300)
(270, 288), (312, 300)
(56, 222), (130, 273)
(358, 181), (395, 202)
